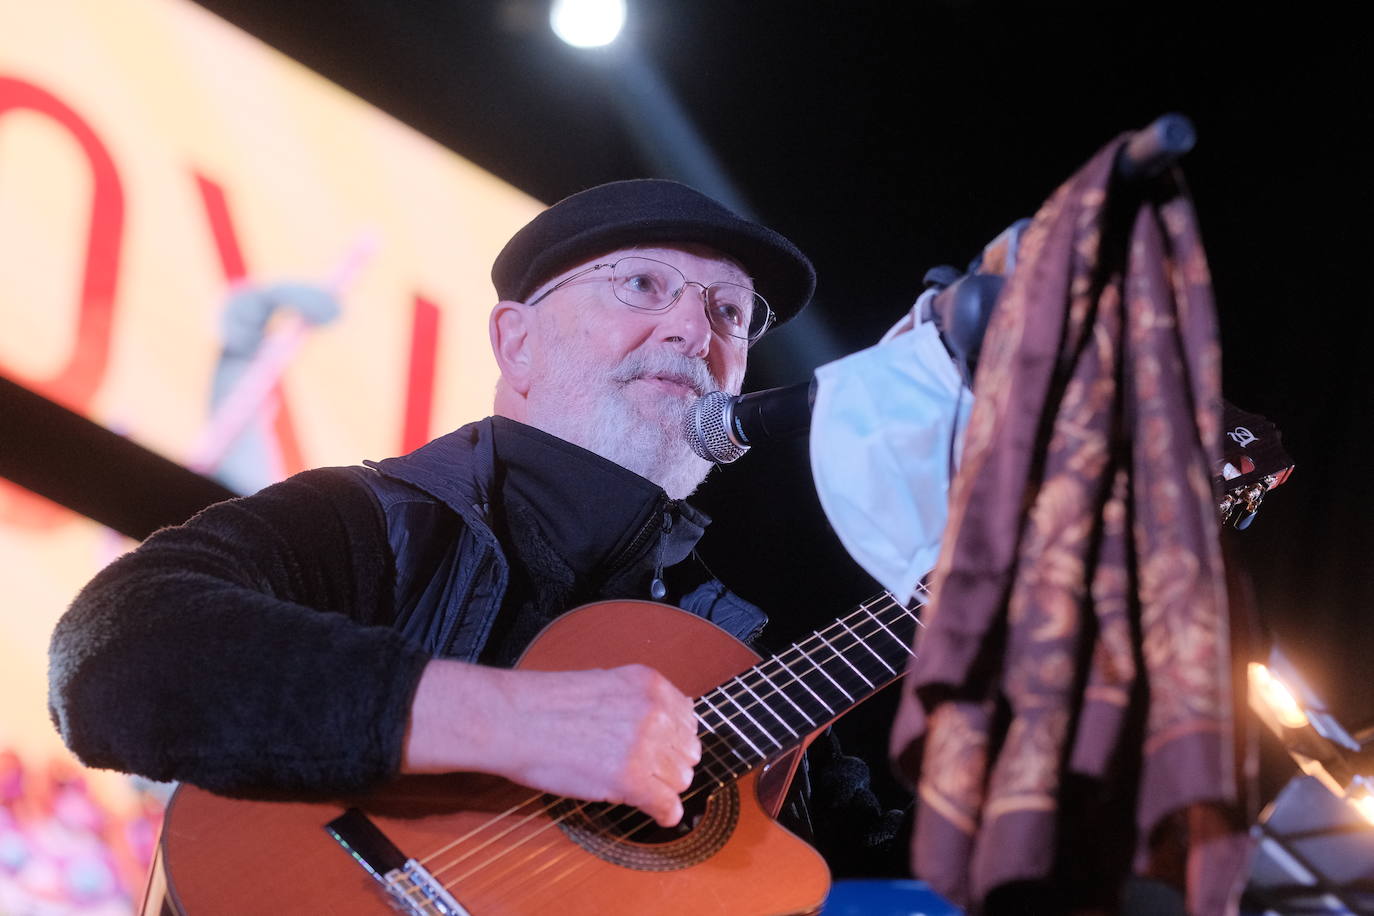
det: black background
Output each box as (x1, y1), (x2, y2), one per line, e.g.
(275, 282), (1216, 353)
(185, 0), (1370, 782)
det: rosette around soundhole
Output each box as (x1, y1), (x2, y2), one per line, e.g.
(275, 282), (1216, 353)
(550, 784), (740, 871)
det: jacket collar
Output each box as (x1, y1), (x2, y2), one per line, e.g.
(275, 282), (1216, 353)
(363, 418), (713, 539)
(364, 419), (496, 519)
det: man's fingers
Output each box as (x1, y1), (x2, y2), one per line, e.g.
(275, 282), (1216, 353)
(499, 664), (707, 829)
(646, 670), (697, 735)
(645, 694), (700, 768)
(679, 708), (702, 761)
(672, 759), (695, 791)
(657, 709), (700, 765)
(622, 750), (695, 828)
(643, 774), (686, 828)
(682, 730), (702, 765)
(653, 797), (685, 829)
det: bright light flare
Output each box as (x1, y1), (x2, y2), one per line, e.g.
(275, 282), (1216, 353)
(550, 0), (626, 48)
(1249, 662), (1310, 729)
(1349, 789), (1374, 826)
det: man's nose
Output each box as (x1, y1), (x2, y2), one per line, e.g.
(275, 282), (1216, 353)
(657, 283), (713, 357)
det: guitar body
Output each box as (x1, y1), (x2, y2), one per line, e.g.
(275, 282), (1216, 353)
(155, 601), (831, 915)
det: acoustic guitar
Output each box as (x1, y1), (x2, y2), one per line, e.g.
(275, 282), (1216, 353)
(148, 594), (924, 915)
(144, 403), (1292, 915)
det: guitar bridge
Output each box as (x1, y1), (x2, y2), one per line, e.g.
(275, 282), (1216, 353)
(326, 807), (472, 915)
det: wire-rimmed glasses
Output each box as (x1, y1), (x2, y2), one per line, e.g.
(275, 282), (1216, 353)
(526, 256), (775, 343)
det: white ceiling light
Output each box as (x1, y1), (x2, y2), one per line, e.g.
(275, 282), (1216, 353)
(549, 0), (626, 48)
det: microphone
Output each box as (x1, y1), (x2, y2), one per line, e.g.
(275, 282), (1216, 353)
(684, 378), (817, 464)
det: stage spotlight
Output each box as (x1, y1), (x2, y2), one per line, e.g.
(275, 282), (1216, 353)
(550, 0), (626, 48)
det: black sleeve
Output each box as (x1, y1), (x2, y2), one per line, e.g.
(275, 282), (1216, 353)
(803, 729), (913, 878)
(775, 728), (913, 879)
(47, 467), (432, 797)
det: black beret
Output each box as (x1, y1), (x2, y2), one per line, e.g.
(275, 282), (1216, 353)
(491, 179), (815, 327)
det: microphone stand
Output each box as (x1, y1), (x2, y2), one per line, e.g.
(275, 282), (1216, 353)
(925, 113), (1197, 386)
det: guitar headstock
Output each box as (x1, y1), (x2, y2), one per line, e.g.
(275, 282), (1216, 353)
(1215, 401), (1295, 530)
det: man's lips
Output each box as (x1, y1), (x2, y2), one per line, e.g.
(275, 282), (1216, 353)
(632, 374), (704, 398)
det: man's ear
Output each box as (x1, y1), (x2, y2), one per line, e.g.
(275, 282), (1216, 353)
(489, 300), (535, 395)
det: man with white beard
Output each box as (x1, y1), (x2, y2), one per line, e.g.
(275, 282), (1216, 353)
(496, 243), (748, 500)
(50, 180), (819, 832)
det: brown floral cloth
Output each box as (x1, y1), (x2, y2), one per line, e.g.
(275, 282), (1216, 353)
(889, 135), (1252, 914)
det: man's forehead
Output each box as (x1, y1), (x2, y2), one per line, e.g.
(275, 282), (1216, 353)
(604, 244), (755, 286)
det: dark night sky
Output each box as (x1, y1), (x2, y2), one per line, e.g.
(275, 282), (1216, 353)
(190, 0), (1373, 733)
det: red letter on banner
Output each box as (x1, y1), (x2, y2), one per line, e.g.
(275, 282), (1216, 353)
(402, 295), (441, 454)
(0, 77), (123, 410)
(193, 173), (307, 476)
(0, 77), (124, 528)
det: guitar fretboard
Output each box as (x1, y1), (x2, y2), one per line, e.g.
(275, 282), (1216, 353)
(692, 591), (924, 784)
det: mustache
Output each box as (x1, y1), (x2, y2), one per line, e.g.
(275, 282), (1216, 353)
(612, 351), (720, 397)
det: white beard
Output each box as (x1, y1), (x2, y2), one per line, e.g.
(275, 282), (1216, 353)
(527, 345), (734, 499)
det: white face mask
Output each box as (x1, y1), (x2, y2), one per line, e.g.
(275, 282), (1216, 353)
(810, 292), (973, 603)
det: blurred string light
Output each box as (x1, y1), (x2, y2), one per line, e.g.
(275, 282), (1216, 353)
(1248, 660), (1374, 826)
(1349, 782), (1374, 826)
(1248, 662), (1310, 729)
(550, 0), (626, 48)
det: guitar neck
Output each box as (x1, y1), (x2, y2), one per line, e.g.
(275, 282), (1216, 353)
(693, 591), (924, 780)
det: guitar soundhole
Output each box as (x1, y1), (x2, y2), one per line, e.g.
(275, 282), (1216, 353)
(550, 782), (739, 871)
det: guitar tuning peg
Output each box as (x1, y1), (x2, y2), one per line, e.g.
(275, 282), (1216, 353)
(1233, 484), (1268, 529)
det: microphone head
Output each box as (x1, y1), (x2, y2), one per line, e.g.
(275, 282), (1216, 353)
(684, 390), (749, 464)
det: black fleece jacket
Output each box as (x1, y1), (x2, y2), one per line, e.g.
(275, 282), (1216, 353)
(47, 418), (906, 874)
(48, 464), (429, 796)
(46, 418), (761, 796)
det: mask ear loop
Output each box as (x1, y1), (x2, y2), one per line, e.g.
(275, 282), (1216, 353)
(947, 383), (968, 484)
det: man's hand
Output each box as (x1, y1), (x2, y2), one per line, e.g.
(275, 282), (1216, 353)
(402, 660), (702, 828)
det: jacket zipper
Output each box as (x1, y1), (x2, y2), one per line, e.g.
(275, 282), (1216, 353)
(604, 494), (674, 600)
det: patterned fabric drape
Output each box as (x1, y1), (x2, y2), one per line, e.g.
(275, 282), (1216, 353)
(889, 135), (1250, 913)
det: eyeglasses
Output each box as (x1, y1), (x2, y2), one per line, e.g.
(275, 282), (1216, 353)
(526, 256), (775, 344)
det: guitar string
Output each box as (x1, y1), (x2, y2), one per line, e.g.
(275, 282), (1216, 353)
(433, 597), (922, 908)
(459, 590), (932, 909)
(421, 589), (926, 892)
(406, 589), (915, 882)
(394, 596), (901, 908)
(403, 651), (769, 877)
(429, 640), (924, 912)
(687, 590), (926, 765)
(422, 588), (929, 902)
(404, 707), (742, 877)
(403, 588), (926, 912)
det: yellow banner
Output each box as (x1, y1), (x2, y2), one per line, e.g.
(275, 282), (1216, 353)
(0, 0), (540, 814)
